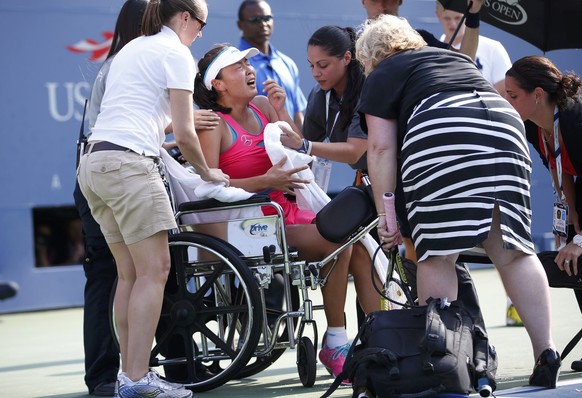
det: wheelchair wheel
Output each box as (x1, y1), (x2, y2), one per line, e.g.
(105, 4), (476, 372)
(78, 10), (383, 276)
(297, 336), (316, 387)
(152, 232), (263, 392)
(181, 237), (299, 380)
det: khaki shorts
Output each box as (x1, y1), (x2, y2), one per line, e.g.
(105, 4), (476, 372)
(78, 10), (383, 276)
(77, 150), (177, 245)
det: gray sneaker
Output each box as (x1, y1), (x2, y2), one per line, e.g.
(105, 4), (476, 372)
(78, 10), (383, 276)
(117, 371), (192, 398)
(147, 369), (187, 390)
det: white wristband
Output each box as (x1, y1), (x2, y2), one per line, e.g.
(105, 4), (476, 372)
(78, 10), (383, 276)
(305, 139), (312, 156)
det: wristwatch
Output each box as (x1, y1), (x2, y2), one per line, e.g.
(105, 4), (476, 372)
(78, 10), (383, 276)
(573, 234), (582, 248)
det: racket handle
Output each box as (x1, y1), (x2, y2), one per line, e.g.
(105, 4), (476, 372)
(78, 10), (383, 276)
(383, 192), (398, 233)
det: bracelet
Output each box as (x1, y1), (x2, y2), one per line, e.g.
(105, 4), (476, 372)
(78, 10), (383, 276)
(465, 11), (480, 28)
(305, 139), (312, 156)
(377, 212), (386, 216)
(298, 138), (312, 155)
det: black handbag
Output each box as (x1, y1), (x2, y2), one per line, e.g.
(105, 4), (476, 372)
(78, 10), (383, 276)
(322, 299), (486, 398)
(537, 251), (582, 289)
(315, 185), (376, 243)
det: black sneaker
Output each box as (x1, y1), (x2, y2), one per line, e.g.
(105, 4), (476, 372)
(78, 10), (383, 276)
(91, 381), (116, 396)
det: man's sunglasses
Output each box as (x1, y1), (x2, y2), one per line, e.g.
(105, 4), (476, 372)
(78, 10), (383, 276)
(245, 15), (273, 24)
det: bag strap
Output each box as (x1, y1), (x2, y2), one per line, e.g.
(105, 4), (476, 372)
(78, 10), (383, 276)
(424, 299), (447, 355)
(321, 315), (368, 398)
(321, 313), (387, 398)
(76, 98), (89, 169)
(320, 371), (346, 398)
(321, 347), (399, 398)
(561, 327), (582, 360)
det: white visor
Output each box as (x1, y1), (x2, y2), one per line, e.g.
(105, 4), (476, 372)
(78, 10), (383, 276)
(203, 46), (260, 90)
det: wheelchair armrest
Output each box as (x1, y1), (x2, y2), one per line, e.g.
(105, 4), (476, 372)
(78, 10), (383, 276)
(177, 194), (272, 213)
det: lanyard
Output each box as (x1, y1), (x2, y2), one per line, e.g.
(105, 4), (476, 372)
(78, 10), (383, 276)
(325, 91), (340, 142)
(541, 106), (565, 202)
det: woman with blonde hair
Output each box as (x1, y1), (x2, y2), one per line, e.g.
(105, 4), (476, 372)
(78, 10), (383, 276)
(357, 14), (560, 388)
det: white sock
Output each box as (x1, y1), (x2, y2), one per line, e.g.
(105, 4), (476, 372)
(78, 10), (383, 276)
(326, 327), (348, 348)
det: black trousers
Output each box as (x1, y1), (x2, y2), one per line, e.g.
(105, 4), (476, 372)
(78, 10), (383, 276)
(573, 178), (582, 317)
(74, 182), (120, 392)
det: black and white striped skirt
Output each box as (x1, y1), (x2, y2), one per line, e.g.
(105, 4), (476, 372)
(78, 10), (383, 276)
(402, 91), (535, 262)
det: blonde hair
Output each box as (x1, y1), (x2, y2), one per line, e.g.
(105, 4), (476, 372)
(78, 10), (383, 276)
(356, 14), (426, 75)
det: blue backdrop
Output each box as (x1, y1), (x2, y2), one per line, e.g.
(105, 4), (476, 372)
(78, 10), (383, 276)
(0, 0), (578, 313)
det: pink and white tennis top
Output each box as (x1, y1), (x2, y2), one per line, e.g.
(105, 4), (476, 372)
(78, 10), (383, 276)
(217, 103), (315, 225)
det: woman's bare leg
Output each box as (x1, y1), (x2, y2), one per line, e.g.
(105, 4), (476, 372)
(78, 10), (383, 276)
(483, 205), (554, 358)
(416, 253), (459, 305)
(110, 231), (171, 381)
(286, 224), (350, 328)
(348, 242), (381, 314)
(109, 241), (135, 372)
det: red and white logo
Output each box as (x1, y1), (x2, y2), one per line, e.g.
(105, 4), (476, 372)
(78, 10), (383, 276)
(67, 32), (113, 62)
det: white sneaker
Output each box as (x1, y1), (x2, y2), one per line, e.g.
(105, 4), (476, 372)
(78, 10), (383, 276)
(117, 371), (192, 398)
(148, 369), (187, 390)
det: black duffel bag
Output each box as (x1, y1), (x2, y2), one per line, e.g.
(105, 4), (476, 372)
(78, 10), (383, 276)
(322, 298), (493, 398)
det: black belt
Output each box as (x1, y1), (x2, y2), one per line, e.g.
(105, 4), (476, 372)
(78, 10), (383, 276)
(84, 141), (131, 155)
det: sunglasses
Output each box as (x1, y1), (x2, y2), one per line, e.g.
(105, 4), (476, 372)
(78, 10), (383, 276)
(245, 15), (273, 24)
(191, 14), (207, 30)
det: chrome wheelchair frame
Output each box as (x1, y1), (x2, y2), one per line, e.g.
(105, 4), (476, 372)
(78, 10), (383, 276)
(110, 160), (414, 392)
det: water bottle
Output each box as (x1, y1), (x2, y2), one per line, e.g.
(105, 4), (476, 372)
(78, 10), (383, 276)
(477, 377), (492, 397)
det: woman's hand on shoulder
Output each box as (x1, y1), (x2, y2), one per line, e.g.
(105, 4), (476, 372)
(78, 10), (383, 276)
(265, 158), (310, 195)
(194, 109), (220, 130)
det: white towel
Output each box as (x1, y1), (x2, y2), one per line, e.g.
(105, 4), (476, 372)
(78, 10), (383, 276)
(262, 122), (389, 282)
(161, 149), (260, 224)
(263, 121), (329, 212)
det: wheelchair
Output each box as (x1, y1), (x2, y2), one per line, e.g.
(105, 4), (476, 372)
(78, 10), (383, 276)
(109, 159), (415, 393)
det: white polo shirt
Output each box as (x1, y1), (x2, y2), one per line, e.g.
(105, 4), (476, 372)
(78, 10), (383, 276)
(92, 26), (195, 157)
(442, 34), (512, 86)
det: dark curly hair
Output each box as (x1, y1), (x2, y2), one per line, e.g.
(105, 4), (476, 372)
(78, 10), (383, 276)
(506, 55), (581, 110)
